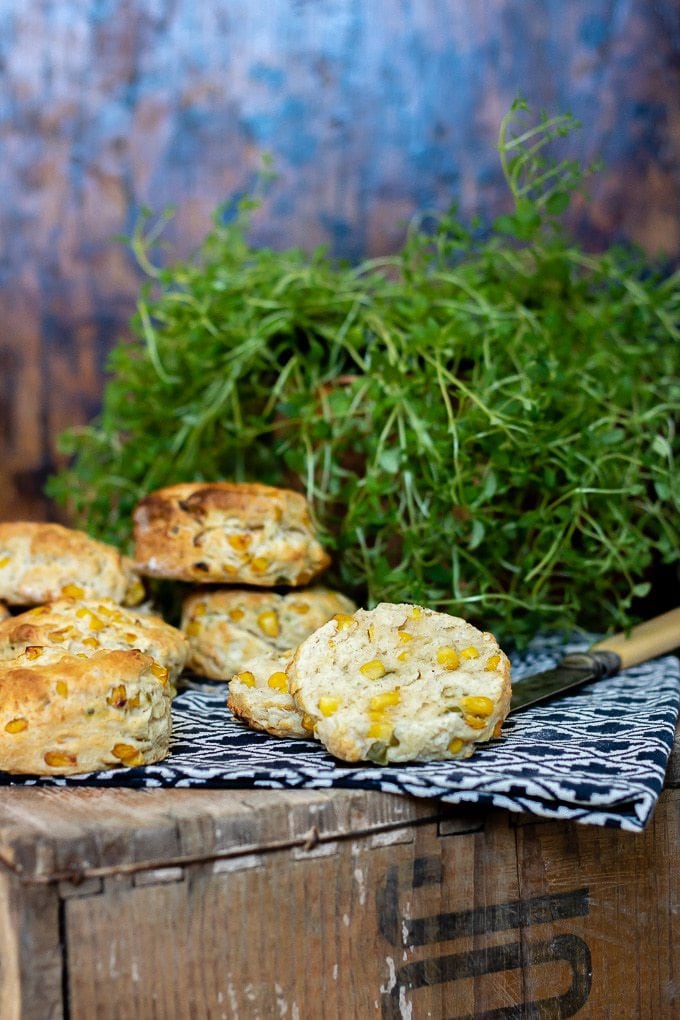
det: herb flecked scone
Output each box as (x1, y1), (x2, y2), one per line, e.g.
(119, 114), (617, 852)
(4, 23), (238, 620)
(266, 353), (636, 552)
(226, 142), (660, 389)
(0, 647), (173, 775)
(132, 481), (331, 587)
(227, 650), (312, 739)
(0, 597), (188, 684)
(0, 522), (144, 607)
(181, 586), (356, 680)
(287, 603), (511, 764)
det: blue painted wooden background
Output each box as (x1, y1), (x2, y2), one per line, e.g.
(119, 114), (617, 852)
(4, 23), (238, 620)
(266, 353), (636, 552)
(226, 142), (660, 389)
(0, 0), (678, 518)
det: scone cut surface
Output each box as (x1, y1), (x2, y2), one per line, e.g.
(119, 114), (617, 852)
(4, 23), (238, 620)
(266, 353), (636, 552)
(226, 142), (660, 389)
(133, 481), (331, 586)
(287, 603), (511, 764)
(0, 522), (144, 606)
(181, 586), (356, 680)
(0, 647), (172, 775)
(0, 597), (188, 683)
(227, 650), (313, 739)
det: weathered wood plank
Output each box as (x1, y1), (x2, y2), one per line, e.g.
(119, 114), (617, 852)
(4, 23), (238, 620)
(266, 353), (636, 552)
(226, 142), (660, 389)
(0, 786), (443, 882)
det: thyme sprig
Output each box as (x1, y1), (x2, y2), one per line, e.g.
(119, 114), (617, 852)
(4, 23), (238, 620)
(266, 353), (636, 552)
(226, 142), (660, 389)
(48, 101), (679, 646)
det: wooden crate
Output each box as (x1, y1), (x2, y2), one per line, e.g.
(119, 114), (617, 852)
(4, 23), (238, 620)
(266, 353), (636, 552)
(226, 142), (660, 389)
(1, 733), (680, 1019)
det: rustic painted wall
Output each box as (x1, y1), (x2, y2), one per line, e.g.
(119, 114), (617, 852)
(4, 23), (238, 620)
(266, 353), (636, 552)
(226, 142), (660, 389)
(1, 0), (679, 520)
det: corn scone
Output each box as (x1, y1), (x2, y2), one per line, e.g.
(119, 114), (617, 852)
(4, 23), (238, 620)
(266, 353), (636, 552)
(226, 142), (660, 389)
(181, 586), (356, 680)
(0, 647), (173, 775)
(287, 602), (511, 764)
(227, 650), (314, 739)
(133, 481), (331, 587)
(0, 597), (188, 683)
(0, 522), (144, 607)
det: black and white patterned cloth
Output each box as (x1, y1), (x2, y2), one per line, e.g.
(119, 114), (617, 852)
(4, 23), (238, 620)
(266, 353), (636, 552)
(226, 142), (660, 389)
(3, 635), (679, 832)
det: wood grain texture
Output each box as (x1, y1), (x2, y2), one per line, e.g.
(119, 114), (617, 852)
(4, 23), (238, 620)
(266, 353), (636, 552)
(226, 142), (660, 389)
(0, 0), (678, 522)
(0, 785), (441, 881)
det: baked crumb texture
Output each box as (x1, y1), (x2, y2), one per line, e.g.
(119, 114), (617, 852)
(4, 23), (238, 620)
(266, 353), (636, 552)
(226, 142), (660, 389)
(181, 586), (356, 680)
(227, 650), (312, 739)
(288, 602), (511, 764)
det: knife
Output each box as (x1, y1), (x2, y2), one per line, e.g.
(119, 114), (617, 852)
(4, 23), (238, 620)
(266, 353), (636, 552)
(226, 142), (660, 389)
(509, 606), (680, 713)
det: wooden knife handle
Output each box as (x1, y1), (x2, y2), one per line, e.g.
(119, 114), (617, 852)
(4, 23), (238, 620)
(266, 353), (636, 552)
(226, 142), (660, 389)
(592, 607), (680, 670)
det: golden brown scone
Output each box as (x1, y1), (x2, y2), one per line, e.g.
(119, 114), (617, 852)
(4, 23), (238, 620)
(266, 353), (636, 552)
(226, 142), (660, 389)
(0, 646), (172, 775)
(0, 602), (8, 622)
(181, 586), (357, 680)
(227, 650), (313, 739)
(0, 522), (144, 607)
(288, 602), (511, 764)
(132, 482), (331, 587)
(0, 597), (188, 683)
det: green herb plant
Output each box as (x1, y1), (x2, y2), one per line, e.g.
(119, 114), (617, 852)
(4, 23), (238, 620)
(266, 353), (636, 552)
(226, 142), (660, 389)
(48, 101), (679, 647)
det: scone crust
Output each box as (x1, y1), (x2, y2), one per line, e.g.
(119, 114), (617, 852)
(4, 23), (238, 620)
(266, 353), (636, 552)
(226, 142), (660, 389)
(0, 602), (8, 622)
(181, 586), (356, 680)
(227, 651), (310, 738)
(0, 647), (172, 775)
(0, 522), (143, 606)
(0, 597), (188, 683)
(288, 602), (511, 764)
(132, 482), (331, 586)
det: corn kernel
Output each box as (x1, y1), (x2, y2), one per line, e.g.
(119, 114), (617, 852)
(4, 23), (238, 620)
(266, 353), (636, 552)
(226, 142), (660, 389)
(227, 533), (252, 552)
(193, 603), (207, 617)
(437, 646), (459, 670)
(56, 680), (68, 697)
(267, 671), (289, 693)
(409, 606), (423, 619)
(0, 556), (10, 568)
(485, 654), (501, 671)
(107, 684), (127, 708)
(25, 646), (43, 660)
(221, 564), (239, 575)
(461, 695), (494, 717)
(123, 578), (145, 605)
(289, 601), (310, 615)
(228, 608), (245, 622)
(150, 662), (169, 684)
(448, 738), (465, 755)
(48, 628), (69, 642)
(44, 750), (77, 768)
(318, 696), (340, 717)
(112, 743), (143, 766)
(5, 718), (28, 733)
(460, 646), (480, 660)
(257, 610), (280, 639)
(250, 557), (269, 574)
(367, 709), (387, 722)
(398, 630), (414, 643)
(397, 651), (410, 662)
(463, 714), (488, 730)
(236, 671), (256, 687)
(301, 713), (316, 732)
(81, 636), (100, 648)
(333, 613), (355, 630)
(369, 690), (401, 711)
(185, 621), (201, 637)
(367, 721), (393, 741)
(127, 693), (141, 709)
(61, 584), (84, 598)
(359, 659), (386, 681)
(123, 632), (139, 643)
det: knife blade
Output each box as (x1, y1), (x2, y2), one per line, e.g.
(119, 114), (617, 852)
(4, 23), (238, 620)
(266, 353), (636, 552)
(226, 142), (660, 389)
(509, 606), (680, 714)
